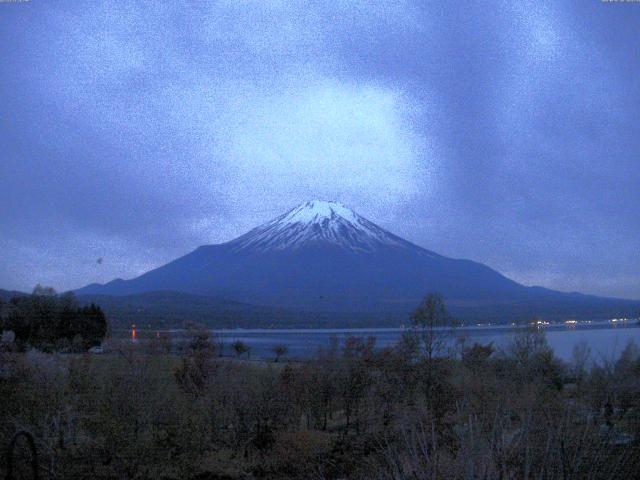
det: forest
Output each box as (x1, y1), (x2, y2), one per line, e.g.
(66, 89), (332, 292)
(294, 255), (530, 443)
(0, 288), (107, 352)
(0, 301), (639, 479)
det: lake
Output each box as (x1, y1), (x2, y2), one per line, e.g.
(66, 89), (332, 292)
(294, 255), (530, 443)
(208, 321), (640, 362)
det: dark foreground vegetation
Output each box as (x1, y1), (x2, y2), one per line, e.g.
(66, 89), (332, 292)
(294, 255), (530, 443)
(1, 321), (639, 479)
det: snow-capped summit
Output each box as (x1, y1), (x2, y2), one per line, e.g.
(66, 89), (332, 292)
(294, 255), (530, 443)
(228, 200), (412, 253)
(277, 200), (360, 225)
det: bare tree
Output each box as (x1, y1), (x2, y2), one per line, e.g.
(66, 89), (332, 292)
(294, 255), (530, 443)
(32, 284), (57, 296)
(232, 340), (249, 358)
(410, 293), (456, 362)
(272, 344), (288, 362)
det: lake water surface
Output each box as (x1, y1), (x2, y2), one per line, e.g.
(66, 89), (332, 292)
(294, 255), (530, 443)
(209, 321), (640, 362)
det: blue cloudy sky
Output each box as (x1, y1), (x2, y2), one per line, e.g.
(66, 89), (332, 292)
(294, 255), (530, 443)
(1, 1), (639, 298)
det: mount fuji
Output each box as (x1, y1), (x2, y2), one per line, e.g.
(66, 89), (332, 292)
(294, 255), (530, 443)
(76, 201), (639, 323)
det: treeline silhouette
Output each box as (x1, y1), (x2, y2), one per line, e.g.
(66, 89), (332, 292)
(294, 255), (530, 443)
(0, 286), (107, 352)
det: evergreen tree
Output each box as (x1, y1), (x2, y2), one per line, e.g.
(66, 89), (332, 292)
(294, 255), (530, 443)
(1, 291), (108, 351)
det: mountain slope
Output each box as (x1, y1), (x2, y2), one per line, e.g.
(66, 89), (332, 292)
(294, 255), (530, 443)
(76, 201), (640, 319)
(75, 290), (409, 329)
(0, 289), (28, 301)
(229, 200), (415, 253)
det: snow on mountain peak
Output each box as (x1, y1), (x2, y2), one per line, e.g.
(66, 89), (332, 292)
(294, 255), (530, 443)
(228, 200), (413, 253)
(280, 200), (358, 225)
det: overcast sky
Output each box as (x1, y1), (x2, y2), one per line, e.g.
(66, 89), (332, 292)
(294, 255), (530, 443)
(1, 1), (639, 299)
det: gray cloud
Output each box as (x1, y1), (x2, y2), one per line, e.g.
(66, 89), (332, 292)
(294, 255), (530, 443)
(0, 0), (638, 298)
